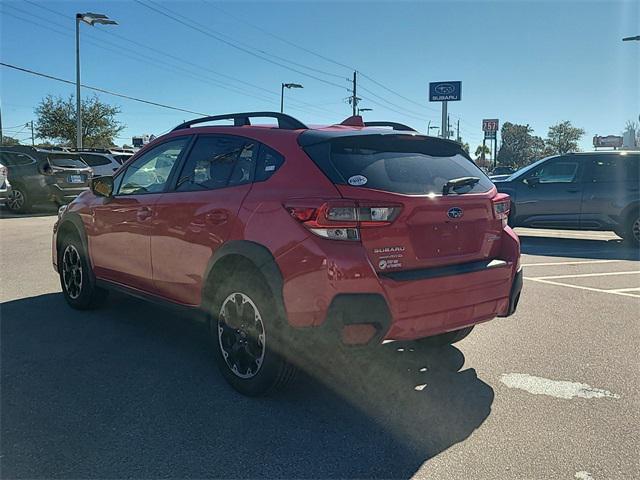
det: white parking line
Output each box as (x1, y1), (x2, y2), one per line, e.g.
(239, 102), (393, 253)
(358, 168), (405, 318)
(522, 260), (621, 267)
(529, 271), (640, 281)
(525, 277), (640, 299)
(607, 287), (640, 293)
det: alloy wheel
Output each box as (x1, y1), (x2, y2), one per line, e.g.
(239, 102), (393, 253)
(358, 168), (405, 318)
(62, 245), (83, 300)
(218, 292), (266, 379)
(633, 217), (640, 243)
(6, 189), (24, 211)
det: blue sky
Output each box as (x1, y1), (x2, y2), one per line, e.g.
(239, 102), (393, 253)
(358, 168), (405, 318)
(1, 0), (638, 150)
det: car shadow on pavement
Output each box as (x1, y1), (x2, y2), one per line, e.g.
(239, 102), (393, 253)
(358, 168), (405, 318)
(520, 235), (639, 261)
(1, 292), (493, 479)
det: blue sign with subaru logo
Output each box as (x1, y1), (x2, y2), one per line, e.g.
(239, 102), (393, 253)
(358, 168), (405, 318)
(429, 81), (462, 102)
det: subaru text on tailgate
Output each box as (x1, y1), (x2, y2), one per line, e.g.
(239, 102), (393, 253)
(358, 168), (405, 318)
(53, 112), (522, 396)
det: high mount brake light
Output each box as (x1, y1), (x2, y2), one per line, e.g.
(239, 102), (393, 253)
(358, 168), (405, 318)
(285, 200), (401, 241)
(492, 193), (511, 228)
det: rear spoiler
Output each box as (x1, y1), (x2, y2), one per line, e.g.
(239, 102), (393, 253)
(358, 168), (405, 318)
(364, 121), (417, 132)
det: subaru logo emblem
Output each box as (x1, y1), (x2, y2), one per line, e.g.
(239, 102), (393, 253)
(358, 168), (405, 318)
(447, 207), (463, 219)
(435, 83), (455, 95)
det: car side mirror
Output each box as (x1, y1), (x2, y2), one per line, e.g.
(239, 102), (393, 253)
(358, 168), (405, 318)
(91, 176), (114, 198)
(524, 177), (540, 187)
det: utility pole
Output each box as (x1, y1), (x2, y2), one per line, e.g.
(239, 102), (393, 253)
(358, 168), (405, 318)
(0, 103), (3, 146)
(29, 121), (35, 146)
(456, 119), (460, 142)
(352, 71), (358, 116)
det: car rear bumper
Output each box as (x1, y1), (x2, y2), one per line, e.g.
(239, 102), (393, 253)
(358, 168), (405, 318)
(47, 185), (89, 204)
(380, 261), (516, 340)
(278, 227), (522, 345)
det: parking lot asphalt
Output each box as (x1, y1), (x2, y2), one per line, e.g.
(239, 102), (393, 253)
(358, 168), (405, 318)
(1, 211), (638, 479)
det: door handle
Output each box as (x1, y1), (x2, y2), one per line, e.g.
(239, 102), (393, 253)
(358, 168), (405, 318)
(136, 206), (153, 221)
(206, 211), (228, 225)
(566, 188), (579, 193)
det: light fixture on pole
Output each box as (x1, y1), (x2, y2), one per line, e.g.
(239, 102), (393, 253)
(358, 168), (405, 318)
(76, 12), (117, 149)
(280, 83), (303, 113)
(622, 35), (640, 41)
(357, 107), (372, 116)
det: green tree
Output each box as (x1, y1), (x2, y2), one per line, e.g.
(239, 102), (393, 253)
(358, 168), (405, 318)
(497, 122), (546, 168)
(1, 136), (20, 146)
(475, 144), (491, 157)
(544, 121), (585, 154)
(35, 94), (124, 147)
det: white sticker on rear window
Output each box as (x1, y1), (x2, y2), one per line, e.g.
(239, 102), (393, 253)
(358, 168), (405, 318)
(348, 175), (368, 186)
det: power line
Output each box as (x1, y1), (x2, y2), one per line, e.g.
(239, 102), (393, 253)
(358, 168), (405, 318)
(134, 0), (350, 91)
(10, 4), (344, 119)
(0, 62), (210, 116)
(199, 0), (446, 117)
(203, 0), (356, 72)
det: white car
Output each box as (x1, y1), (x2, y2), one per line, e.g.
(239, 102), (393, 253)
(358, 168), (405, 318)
(0, 161), (11, 205)
(77, 152), (122, 177)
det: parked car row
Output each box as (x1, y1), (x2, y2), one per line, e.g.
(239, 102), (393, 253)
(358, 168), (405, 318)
(0, 146), (133, 212)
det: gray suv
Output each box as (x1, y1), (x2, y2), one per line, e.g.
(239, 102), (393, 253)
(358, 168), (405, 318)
(494, 151), (640, 245)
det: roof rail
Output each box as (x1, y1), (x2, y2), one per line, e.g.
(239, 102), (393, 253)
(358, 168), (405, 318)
(171, 111), (308, 132)
(364, 121), (417, 132)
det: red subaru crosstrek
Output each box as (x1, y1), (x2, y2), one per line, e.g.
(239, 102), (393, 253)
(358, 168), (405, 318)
(53, 112), (522, 396)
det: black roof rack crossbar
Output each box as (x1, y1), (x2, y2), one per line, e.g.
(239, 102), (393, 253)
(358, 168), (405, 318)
(172, 111), (308, 132)
(364, 121), (417, 132)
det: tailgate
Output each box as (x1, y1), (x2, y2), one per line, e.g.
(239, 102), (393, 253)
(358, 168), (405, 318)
(337, 185), (503, 272)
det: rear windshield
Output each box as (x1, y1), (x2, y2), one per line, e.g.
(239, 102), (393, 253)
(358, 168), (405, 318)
(47, 154), (89, 169)
(79, 153), (112, 167)
(303, 135), (493, 195)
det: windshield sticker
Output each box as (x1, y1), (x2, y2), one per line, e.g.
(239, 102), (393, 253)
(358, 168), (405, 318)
(348, 175), (368, 186)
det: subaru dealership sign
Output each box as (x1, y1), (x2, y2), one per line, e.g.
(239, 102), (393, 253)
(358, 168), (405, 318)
(429, 81), (462, 102)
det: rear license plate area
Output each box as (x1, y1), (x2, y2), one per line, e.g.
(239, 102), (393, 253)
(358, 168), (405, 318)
(68, 174), (84, 184)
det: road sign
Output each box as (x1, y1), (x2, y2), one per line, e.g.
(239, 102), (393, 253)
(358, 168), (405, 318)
(482, 119), (499, 133)
(429, 81), (462, 102)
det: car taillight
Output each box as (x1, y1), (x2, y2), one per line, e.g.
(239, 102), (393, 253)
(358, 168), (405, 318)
(492, 193), (511, 228)
(285, 200), (401, 241)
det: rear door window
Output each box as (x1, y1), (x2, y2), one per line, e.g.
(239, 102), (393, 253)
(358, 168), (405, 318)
(303, 135), (492, 195)
(175, 135), (257, 192)
(0, 152), (36, 166)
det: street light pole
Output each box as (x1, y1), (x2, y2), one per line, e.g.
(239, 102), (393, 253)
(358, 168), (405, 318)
(75, 12), (117, 149)
(280, 84), (284, 113)
(280, 83), (303, 113)
(622, 35), (640, 41)
(75, 14), (81, 149)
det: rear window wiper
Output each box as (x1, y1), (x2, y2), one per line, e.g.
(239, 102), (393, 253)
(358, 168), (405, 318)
(442, 176), (480, 195)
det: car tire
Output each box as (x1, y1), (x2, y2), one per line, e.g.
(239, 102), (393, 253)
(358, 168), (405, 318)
(418, 326), (474, 347)
(59, 233), (108, 309)
(210, 270), (297, 396)
(622, 211), (640, 246)
(6, 185), (31, 213)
